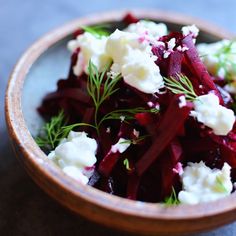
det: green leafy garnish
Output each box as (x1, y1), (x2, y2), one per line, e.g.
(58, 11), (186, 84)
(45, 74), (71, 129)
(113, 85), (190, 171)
(81, 24), (110, 38)
(123, 158), (131, 171)
(35, 110), (66, 149)
(163, 187), (180, 206)
(87, 60), (122, 133)
(164, 74), (197, 101)
(98, 107), (159, 126)
(215, 176), (228, 193)
(35, 111), (93, 150)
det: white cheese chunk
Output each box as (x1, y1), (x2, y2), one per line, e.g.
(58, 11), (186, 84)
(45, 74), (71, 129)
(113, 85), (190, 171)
(182, 25), (199, 37)
(178, 95), (187, 108)
(121, 48), (164, 93)
(111, 138), (130, 153)
(106, 29), (164, 94)
(191, 93), (235, 135)
(178, 162), (233, 204)
(48, 131), (97, 184)
(68, 22), (166, 94)
(67, 32), (111, 75)
(125, 20), (168, 40)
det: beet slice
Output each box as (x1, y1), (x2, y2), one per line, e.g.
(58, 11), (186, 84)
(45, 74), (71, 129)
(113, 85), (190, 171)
(127, 173), (141, 200)
(136, 94), (192, 176)
(160, 139), (183, 198)
(182, 35), (223, 102)
(122, 13), (139, 24)
(168, 51), (184, 77)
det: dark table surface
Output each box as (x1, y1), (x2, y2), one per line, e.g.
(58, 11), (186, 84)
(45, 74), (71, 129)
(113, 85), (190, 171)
(1, 0), (236, 235)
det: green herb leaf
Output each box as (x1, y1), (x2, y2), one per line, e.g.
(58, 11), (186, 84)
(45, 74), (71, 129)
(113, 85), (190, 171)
(35, 111), (67, 149)
(35, 111), (94, 150)
(81, 24), (110, 38)
(123, 158), (131, 171)
(99, 107), (159, 126)
(87, 60), (122, 133)
(163, 187), (180, 206)
(164, 74), (197, 101)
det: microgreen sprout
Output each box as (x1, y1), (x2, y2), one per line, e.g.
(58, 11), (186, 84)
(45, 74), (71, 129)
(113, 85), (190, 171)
(163, 187), (180, 206)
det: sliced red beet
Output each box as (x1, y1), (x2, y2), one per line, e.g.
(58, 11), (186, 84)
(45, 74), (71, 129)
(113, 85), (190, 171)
(182, 35), (223, 103)
(122, 13), (139, 24)
(127, 173), (141, 200)
(136, 94), (192, 176)
(168, 51), (184, 77)
(37, 17), (236, 203)
(159, 139), (183, 198)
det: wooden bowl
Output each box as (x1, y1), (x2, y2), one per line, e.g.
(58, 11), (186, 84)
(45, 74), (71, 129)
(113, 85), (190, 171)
(5, 9), (236, 235)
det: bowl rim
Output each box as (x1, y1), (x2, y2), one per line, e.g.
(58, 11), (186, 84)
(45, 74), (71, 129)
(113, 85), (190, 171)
(5, 9), (236, 234)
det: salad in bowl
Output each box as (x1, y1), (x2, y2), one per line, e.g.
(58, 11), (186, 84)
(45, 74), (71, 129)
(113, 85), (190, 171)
(35, 13), (236, 205)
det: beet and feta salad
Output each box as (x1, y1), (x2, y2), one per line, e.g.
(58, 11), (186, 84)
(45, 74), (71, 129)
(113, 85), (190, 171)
(36, 14), (236, 205)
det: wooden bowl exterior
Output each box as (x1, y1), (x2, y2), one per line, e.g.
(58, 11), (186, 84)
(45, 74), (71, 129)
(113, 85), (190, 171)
(5, 9), (236, 235)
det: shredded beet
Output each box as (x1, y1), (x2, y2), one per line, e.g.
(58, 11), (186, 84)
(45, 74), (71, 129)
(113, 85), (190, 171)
(37, 13), (236, 203)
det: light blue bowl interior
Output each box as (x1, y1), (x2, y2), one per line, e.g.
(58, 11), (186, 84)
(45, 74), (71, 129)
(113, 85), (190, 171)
(22, 37), (71, 137)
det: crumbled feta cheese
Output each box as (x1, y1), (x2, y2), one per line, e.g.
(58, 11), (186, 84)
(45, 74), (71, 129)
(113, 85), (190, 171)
(111, 138), (130, 153)
(120, 115), (125, 122)
(168, 38), (176, 50)
(178, 95), (187, 108)
(121, 48), (164, 93)
(191, 93), (235, 135)
(147, 101), (154, 107)
(48, 131), (97, 184)
(63, 166), (89, 184)
(176, 45), (189, 52)
(125, 20), (168, 40)
(68, 23), (165, 94)
(67, 32), (111, 75)
(178, 162), (233, 204)
(182, 25), (199, 38)
(173, 162), (183, 175)
(105, 29), (164, 94)
(163, 38), (176, 59)
(106, 29), (152, 64)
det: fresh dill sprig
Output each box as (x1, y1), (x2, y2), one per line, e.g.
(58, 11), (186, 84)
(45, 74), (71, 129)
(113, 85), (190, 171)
(163, 187), (180, 206)
(87, 60), (122, 133)
(98, 107), (159, 126)
(164, 74), (197, 101)
(123, 158), (131, 171)
(35, 111), (67, 149)
(215, 176), (228, 193)
(81, 24), (110, 38)
(35, 111), (93, 150)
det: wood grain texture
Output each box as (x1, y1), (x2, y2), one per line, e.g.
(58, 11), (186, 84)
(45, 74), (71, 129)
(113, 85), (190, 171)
(5, 9), (236, 235)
